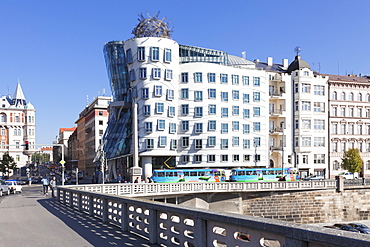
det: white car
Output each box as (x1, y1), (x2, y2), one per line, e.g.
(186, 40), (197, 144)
(5, 180), (22, 194)
(0, 179), (10, 196)
(339, 172), (358, 179)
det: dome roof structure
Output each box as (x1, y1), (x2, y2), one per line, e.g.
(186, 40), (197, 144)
(132, 12), (173, 39)
(287, 55), (310, 74)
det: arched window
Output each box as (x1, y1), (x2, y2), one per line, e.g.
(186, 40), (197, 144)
(349, 92), (354, 101)
(358, 93), (362, 101)
(332, 91), (337, 100)
(367, 160), (370, 170)
(0, 114), (6, 122)
(341, 92), (345, 100)
(367, 94), (370, 102)
(333, 160), (340, 170)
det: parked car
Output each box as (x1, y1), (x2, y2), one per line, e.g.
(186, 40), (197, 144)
(333, 223), (361, 233)
(5, 180), (22, 194)
(17, 178), (28, 185)
(0, 179), (10, 196)
(339, 172), (358, 179)
(303, 175), (325, 181)
(349, 223), (370, 234)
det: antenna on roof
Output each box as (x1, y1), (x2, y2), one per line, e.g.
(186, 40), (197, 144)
(86, 95), (89, 106)
(102, 88), (106, 96)
(294, 46), (301, 56)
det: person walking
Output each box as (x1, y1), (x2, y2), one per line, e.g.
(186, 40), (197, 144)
(49, 176), (57, 198)
(41, 176), (49, 196)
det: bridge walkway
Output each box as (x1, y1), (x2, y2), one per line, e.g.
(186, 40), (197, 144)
(0, 185), (160, 247)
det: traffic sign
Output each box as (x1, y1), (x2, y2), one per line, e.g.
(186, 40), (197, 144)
(60, 160), (66, 165)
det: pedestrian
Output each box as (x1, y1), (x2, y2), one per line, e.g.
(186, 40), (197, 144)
(41, 176), (49, 195)
(118, 174), (122, 183)
(134, 177), (139, 183)
(49, 176), (57, 198)
(147, 177), (152, 183)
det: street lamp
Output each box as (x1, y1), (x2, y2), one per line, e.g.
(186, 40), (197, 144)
(254, 138), (259, 166)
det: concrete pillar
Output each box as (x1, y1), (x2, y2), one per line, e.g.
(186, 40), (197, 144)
(336, 176), (344, 192)
(143, 156), (152, 182)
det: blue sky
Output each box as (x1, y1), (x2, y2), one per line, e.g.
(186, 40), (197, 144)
(1, 0), (369, 145)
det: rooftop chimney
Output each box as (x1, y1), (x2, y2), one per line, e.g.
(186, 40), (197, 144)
(267, 57), (273, 66)
(241, 51), (247, 59)
(282, 59), (288, 69)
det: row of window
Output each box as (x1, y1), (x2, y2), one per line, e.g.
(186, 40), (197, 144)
(130, 68), (173, 82)
(142, 103), (261, 118)
(331, 142), (370, 153)
(1, 128), (34, 136)
(331, 123), (370, 135)
(295, 84), (325, 95)
(331, 106), (370, 118)
(126, 47), (172, 64)
(295, 119), (325, 130)
(294, 137), (325, 147)
(0, 141), (34, 149)
(180, 72), (261, 85)
(145, 137), (261, 150)
(144, 120), (261, 133)
(333, 160), (370, 170)
(295, 101), (325, 112)
(179, 154), (260, 164)
(332, 91), (370, 102)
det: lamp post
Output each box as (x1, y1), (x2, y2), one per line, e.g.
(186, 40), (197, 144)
(254, 139), (258, 167)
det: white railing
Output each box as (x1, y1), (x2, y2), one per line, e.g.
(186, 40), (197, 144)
(57, 186), (370, 247)
(63, 180), (337, 197)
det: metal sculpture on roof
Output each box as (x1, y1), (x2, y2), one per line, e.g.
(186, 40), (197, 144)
(132, 12), (173, 39)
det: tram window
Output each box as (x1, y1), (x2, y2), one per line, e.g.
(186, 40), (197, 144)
(214, 171), (220, 176)
(267, 170), (274, 175)
(262, 170), (267, 175)
(246, 171), (251, 175)
(158, 172), (165, 177)
(199, 171), (205, 176)
(190, 172), (197, 176)
(251, 171), (257, 175)
(167, 172), (175, 177)
(174, 172), (178, 176)
(184, 172), (190, 176)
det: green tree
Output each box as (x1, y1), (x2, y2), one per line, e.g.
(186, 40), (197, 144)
(31, 152), (50, 164)
(0, 152), (17, 176)
(341, 148), (363, 177)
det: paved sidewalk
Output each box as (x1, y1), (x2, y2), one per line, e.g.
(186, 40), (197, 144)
(0, 185), (160, 247)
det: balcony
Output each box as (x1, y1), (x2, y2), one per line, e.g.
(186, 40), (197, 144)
(269, 127), (283, 134)
(269, 109), (283, 116)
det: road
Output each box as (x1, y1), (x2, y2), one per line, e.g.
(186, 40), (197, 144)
(0, 185), (160, 247)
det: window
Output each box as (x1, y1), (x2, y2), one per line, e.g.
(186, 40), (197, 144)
(243, 139), (250, 149)
(341, 124), (346, 134)
(253, 122), (261, 131)
(139, 68), (147, 79)
(253, 77), (260, 86)
(233, 154), (240, 162)
(208, 154), (216, 162)
(232, 121), (239, 131)
(331, 123), (337, 134)
(209, 104), (216, 114)
(243, 76), (249, 85)
(358, 108), (362, 117)
(341, 107), (345, 117)
(156, 103), (164, 113)
(209, 121), (216, 131)
(144, 122), (153, 132)
(181, 89), (189, 99)
(142, 88), (149, 99)
(243, 94), (250, 103)
(348, 124), (354, 134)
(194, 91), (203, 101)
(358, 125), (363, 135)
(152, 68), (161, 79)
(221, 108), (228, 117)
(253, 92), (260, 101)
(194, 123), (203, 133)
(208, 89), (216, 99)
(314, 85), (324, 95)
(167, 89), (174, 100)
(221, 139), (228, 149)
(232, 90), (239, 100)
(170, 139), (177, 150)
(221, 92), (228, 102)
(181, 73), (188, 83)
(157, 120), (165, 130)
(194, 72), (203, 82)
(221, 154), (228, 162)
(168, 106), (175, 117)
(253, 107), (260, 117)
(208, 136), (216, 146)
(243, 124), (250, 134)
(138, 47), (145, 61)
(181, 137), (189, 147)
(195, 139), (202, 149)
(181, 155), (190, 163)
(314, 102), (325, 112)
(314, 120), (325, 130)
(349, 92), (354, 101)
(232, 75), (239, 85)
(314, 154), (325, 164)
(332, 107), (337, 116)
(169, 123), (176, 133)
(146, 139), (154, 149)
(165, 69), (173, 80)
(358, 93), (362, 101)
(233, 106), (239, 116)
(253, 137), (261, 146)
(221, 123), (228, 133)
(301, 137), (311, 147)
(129, 69), (136, 81)
(221, 74), (228, 84)
(302, 119), (311, 129)
(151, 47), (159, 61)
(144, 105), (151, 116)
(349, 108), (354, 117)
(208, 73), (216, 83)
(194, 155), (202, 163)
(181, 121), (189, 131)
(243, 109), (250, 119)
(314, 137), (325, 147)
(159, 136), (167, 147)
(99, 120), (103, 125)
(126, 48), (133, 63)
(302, 101), (311, 111)
(302, 83), (311, 93)
(164, 48), (171, 62)
(332, 91), (337, 100)
(232, 137), (239, 146)
(181, 104), (189, 115)
(194, 107), (203, 117)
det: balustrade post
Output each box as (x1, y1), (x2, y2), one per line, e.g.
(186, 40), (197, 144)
(102, 198), (108, 223)
(78, 193), (82, 212)
(194, 218), (207, 247)
(89, 195), (94, 216)
(336, 176), (343, 192)
(57, 188), (60, 201)
(148, 208), (158, 244)
(69, 191), (73, 207)
(121, 203), (128, 232)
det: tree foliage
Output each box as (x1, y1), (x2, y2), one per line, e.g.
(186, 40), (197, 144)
(341, 148), (363, 173)
(0, 152), (17, 176)
(31, 152), (50, 164)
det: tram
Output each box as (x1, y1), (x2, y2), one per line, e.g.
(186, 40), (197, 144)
(229, 167), (298, 182)
(151, 169), (227, 183)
